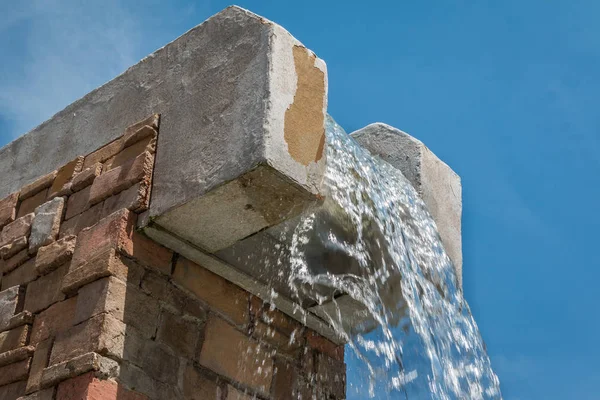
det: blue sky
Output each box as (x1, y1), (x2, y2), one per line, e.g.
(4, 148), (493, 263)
(1, 1), (598, 399)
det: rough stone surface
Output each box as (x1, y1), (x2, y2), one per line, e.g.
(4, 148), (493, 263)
(71, 163), (102, 193)
(40, 352), (119, 389)
(2, 258), (37, 291)
(351, 123), (463, 285)
(30, 297), (76, 345)
(0, 357), (31, 386)
(17, 388), (55, 400)
(1, 249), (31, 275)
(17, 190), (48, 219)
(35, 235), (76, 276)
(48, 157), (84, 199)
(19, 171), (56, 201)
(29, 197), (65, 254)
(0, 380), (27, 400)
(0, 286), (21, 331)
(0, 325), (30, 353)
(25, 338), (52, 394)
(182, 364), (222, 400)
(23, 264), (68, 314)
(0, 193), (19, 229)
(1, 236), (29, 260)
(0, 213), (35, 249)
(0, 346), (34, 368)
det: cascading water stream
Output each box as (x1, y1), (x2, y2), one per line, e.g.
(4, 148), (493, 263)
(281, 116), (502, 399)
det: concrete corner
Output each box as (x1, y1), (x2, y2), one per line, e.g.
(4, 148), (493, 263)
(351, 123), (463, 286)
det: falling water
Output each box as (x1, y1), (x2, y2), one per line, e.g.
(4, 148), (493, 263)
(283, 116), (502, 399)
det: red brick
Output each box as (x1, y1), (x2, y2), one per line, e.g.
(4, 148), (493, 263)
(24, 264), (68, 314)
(182, 363), (221, 400)
(252, 321), (302, 358)
(62, 249), (134, 295)
(1, 249), (31, 275)
(127, 231), (172, 275)
(2, 258), (37, 291)
(35, 235), (76, 276)
(70, 209), (135, 270)
(40, 352), (118, 390)
(0, 192), (19, 230)
(17, 189), (48, 219)
(0, 213), (34, 248)
(57, 372), (148, 400)
(0, 325), (29, 353)
(30, 297), (76, 345)
(0, 357), (30, 386)
(83, 138), (124, 169)
(49, 313), (125, 366)
(71, 163), (102, 193)
(305, 330), (345, 362)
(315, 352), (346, 399)
(156, 309), (201, 358)
(65, 186), (92, 220)
(88, 152), (153, 206)
(199, 316), (273, 395)
(173, 257), (249, 326)
(25, 338), (52, 394)
(74, 276), (159, 339)
(226, 386), (254, 400)
(48, 157), (84, 199)
(103, 135), (155, 172)
(18, 387), (54, 400)
(19, 172), (57, 201)
(101, 182), (149, 216)
(0, 380), (26, 400)
(59, 203), (103, 239)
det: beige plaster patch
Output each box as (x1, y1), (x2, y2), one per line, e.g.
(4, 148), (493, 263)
(284, 46), (326, 166)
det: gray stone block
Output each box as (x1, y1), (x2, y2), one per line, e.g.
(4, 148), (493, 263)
(351, 123), (463, 286)
(29, 197), (65, 254)
(0, 286), (20, 332)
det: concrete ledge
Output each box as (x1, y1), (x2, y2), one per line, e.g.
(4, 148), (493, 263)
(351, 123), (463, 286)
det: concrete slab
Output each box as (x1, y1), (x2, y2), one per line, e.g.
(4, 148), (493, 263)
(351, 123), (463, 286)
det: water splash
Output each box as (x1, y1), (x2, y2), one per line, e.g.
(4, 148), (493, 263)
(283, 116), (502, 399)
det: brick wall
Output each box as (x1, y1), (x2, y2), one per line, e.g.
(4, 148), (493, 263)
(0, 116), (346, 399)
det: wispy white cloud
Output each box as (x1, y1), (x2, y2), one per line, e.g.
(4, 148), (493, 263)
(0, 0), (141, 139)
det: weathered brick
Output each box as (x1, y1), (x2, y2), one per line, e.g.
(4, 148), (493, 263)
(104, 135), (156, 172)
(117, 361), (162, 400)
(70, 209), (135, 270)
(29, 198), (65, 254)
(183, 363), (222, 400)
(83, 138), (124, 169)
(0, 380), (27, 400)
(0, 192), (19, 229)
(226, 385), (254, 400)
(24, 264), (68, 314)
(65, 185), (92, 220)
(0, 213), (35, 249)
(19, 172), (57, 201)
(2, 258), (37, 291)
(156, 309), (202, 358)
(315, 352), (346, 399)
(0, 357), (31, 386)
(17, 387), (54, 400)
(88, 152), (153, 206)
(58, 202), (103, 239)
(199, 316), (273, 395)
(1, 249), (31, 275)
(140, 271), (206, 319)
(253, 321), (302, 358)
(101, 182), (150, 216)
(17, 190), (48, 219)
(305, 330), (344, 362)
(57, 372), (148, 400)
(137, 340), (180, 385)
(128, 231), (172, 275)
(0, 286), (21, 331)
(123, 114), (160, 146)
(173, 257), (249, 326)
(71, 163), (102, 193)
(48, 157), (84, 199)
(74, 276), (159, 339)
(5, 312), (34, 332)
(61, 248), (137, 295)
(0, 346), (34, 368)
(0, 325), (29, 353)
(256, 299), (304, 338)
(41, 352), (119, 389)
(35, 235), (76, 276)
(1, 237), (29, 261)
(30, 297), (76, 345)
(49, 313), (125, 366)
(25, 338), (52, 394)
